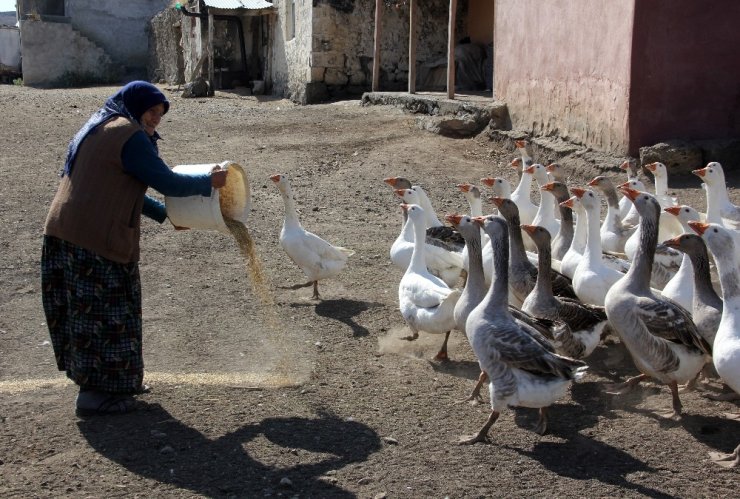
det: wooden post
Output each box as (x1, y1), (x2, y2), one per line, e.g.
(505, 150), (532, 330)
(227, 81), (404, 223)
(447, 0), (457, 99)
(265, 14), (274, 90)
(491, 0), (495, 99)
(208, 12), (215, 92)
(408, 0), (417, 94)
(372, 0), (382, 92)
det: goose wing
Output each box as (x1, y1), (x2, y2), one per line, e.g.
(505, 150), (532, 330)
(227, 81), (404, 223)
(557, 298), (608, 331)
(636, 297), (712, 356)
(401, 273), (453, 309)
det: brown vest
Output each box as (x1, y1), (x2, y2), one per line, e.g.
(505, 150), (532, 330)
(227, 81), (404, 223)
(45, 117), (147, 263)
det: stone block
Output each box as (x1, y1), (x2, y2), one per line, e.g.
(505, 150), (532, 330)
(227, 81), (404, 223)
(324, 68), (348, 85)
(304, 82), (329, 104)
(311, 51), (344, 69)
(310, 66), (326, 82)
(639, 140), (703, 175)
(695, 138), (740, 169)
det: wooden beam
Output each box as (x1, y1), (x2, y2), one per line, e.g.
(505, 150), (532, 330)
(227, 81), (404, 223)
(208, 12), (215, 92)
(491, 0), (495, 99)
(408, 0), (417, 94)
(372, 0), (382, 92)
(447, 0), (457, 99)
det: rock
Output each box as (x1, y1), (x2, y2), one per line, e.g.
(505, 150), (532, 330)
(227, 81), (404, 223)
(279, 477), (293, 488)
(382, 436), (399, 445)
(159, 445), (174, 455)
(416, 114), (488, 138)
(181, 77), (211, 98)
(695, 138), (740, 168)
(639, 140), (703, 175)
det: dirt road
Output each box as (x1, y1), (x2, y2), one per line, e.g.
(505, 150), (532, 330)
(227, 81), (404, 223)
(1, 84), (738, 497)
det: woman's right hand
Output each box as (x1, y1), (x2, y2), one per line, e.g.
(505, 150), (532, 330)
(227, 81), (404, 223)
(211, 169), (228, 188)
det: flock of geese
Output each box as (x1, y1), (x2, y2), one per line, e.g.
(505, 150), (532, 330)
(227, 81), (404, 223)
(384, 140), (740, 464)
(266, 142), (739, 467)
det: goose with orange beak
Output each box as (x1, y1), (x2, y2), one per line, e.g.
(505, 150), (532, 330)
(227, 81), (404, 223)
(692, 162), (740, 230)
(510, 162), (539, 227)
(659, 205), (702, 311)
(603, 188), (711, 418)
(688, 220), (740, 468)
(588, 175), (637, 254)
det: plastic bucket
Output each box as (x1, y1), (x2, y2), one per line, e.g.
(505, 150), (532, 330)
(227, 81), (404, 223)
(165, 160), (251, 233)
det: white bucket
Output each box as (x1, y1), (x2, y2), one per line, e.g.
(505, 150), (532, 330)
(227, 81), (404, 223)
(164, 160), (251, 233)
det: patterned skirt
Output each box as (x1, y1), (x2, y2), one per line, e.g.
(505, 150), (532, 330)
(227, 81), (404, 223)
(41, 235), (144, 394)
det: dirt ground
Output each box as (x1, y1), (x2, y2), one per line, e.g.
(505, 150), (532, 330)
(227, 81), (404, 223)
(1, 84), (738, 498)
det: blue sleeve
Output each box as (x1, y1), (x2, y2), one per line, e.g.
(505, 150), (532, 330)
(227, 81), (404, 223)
(142, 195), (167, 224)
(121, 131), (213, 198)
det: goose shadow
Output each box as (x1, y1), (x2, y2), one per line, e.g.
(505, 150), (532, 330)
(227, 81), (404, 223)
(290, 299), (385, 337)
(77, 403), (381, 497)
(678, 412), (740, 453)
(428, 358), (482, 382)
(505, 435), (672, 498)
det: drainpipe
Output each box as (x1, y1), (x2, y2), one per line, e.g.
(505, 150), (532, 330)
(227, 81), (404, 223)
(175, 2), (248, 75)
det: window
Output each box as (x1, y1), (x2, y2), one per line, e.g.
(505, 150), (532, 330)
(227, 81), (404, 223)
(287, 0), (296, 40)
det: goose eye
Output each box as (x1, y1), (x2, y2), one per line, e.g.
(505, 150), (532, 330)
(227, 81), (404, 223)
(713, 228), (718, 233)
(684, 208), (689, 212)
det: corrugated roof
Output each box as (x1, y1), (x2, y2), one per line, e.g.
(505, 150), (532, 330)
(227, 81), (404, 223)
(203, 0), (274, 10)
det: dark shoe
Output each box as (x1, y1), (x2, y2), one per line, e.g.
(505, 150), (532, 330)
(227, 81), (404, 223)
(76, 395), (137, 417)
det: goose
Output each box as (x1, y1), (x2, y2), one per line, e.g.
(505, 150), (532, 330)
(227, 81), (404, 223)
(515, 138), (535, 167)
(644, 161), (683, 238)
(384, 177), (465, 248)
(542, 181), (574, 261)
(510, 162), (538, 226)
(393, 188), (465, 287)
(546, 163), (567, 183)
(521, 224), (609, 359)
(693, 162), (740, 231)
(447, 213), (566, 404)
(480, 176), (512, 200)
(621, 181), (682, 289)
(492, 197), (577, 307)
(660, 206), (702, 311)
(618, 159), (640, 221)
(559, 194), (630, 280)
(663, 232), (722, 349)
(457, 183), (494, 285)
(690, 222), (740, 468)
(620, 175), (645, 228)
(398, 203), (461, 361)
(459, 215), (586, 443)
(270, 174), (354, 300)
(530, 175), (561, 246)
(604, 188), (711, 417)
(572, 187), (626, 306)
(588, 175), (637, 254)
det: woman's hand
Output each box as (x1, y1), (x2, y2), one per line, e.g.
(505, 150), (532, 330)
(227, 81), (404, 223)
(211, 168), (227, 189)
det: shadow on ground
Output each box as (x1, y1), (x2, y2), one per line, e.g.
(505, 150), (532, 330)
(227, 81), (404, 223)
(78, 403), (381, 497)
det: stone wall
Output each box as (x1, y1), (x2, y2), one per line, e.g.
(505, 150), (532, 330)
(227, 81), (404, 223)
(270, 0), (314, 103)
(65, 0), (171, 78)
(20, 18), (115, 87)
(148, 7), (184, 84)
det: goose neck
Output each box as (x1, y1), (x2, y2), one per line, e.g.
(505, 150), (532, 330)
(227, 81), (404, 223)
(507, 216), (529, 265)
(572, 206), (587, 251)
(465, 231), (486, 293)
(626, 215), (658, 289)
(584, 204), (603, 261)
(409, 216), (428, 271)
(688, 248), (721, 304)
(535, 242), (554, 297)
(282, 192), (302, 229)
(514, 172), (533, 195)
(487, 230), (510, 309)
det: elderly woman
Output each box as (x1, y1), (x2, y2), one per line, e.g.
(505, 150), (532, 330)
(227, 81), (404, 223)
(42, 81), (226, 417)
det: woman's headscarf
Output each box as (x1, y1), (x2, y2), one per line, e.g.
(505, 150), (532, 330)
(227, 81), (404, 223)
(62, 81), (170, 177)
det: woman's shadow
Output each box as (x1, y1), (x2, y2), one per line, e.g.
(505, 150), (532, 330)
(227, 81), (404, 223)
(78, 403), (381, 497)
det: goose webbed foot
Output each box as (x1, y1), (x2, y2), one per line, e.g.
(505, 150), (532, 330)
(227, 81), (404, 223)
(679, 373), (700, 393)
(458, 410), (499, 445)
(605, 373), (649, 395)
(454, 371), (487, 405)
(401, 330), (419, 342)
(659, 381), (683, 420)
(533, 407), (548, 435)
(708, 444), (740, 468)
(703, 391), (740, 402)
(280, 281), (314, 291)
(433, 331), (451, 361)
(311, 281), (321, 300)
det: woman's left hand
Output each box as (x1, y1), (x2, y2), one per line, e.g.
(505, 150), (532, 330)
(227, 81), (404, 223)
(211, 168), (227, 189)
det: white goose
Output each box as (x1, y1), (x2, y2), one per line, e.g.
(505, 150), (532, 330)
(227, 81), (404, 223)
(458, 183), (493, 285)
(531, 178), (560, 245)
(660, 205), (702, 311)
(690, 222), (740, 468)
(398, 203), (461, 361)
(393, 188), (464, 287)
(604, 188), (711, 417)
(693, 162), (740, 231)
(481, 176), (512, 200)
(572, 187), (625, 306)
(270, 174), (354, 300)
(588, 175), (637, 254)
(459, 215), (586, 443)
(618, 159), (641, 223)
(644, 161), (683, 238)
(510, 162), (539, 226)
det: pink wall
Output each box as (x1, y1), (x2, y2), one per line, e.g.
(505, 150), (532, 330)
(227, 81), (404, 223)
(629, 0), (740, 155)
(494, 0), (635, 154)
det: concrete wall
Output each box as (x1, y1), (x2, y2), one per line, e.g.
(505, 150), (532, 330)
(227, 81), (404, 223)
(629, 0), (740, 155)
(495, 0), (634, 154)
(0, 26), (21, 71)
(20, 18), (114, 86)
(65, 0), (170, 76)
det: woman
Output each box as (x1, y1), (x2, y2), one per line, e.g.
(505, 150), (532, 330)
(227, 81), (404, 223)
(42, 81), (226, 417)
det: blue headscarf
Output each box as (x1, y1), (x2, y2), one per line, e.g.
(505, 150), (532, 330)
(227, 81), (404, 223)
(62, 81), (170, 177)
